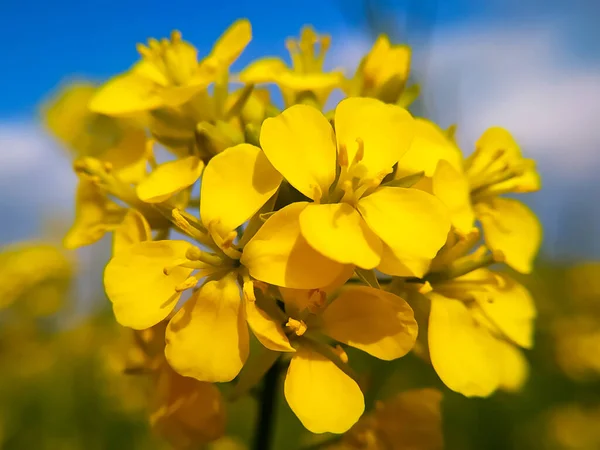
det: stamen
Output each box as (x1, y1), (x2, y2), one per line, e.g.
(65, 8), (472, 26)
(286, 318), (307, 336)
(333, 345), (349, 363)
(310, 184), (323, 204)
(353, 137), (365, 164)
(418, 281), (433, 294)
(207, 220), (242, 260)
(306, 289), (327, 313)
(242, 278), (256, 302)
(338, 143), (349, 167)
(174, 276), (199, 292)
(170, 30), (182, 43)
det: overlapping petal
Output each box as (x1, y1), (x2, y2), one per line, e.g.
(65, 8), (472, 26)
(284, 346), (364, 434)
(428, 293), (499, 397)
(357, 187), (450, 275)
(432, 159), (475, 234)
(89, 73), (164, 115)
(165, 272), (249, 382)
(104, 240), (194, 329)
(260, 105), (336, 201)
(475, 198), (541, 274)
(137, 156), (204, 204)
(321, 286), (417, 360)
(200, 143), (282, 232)
(241, 202), (350, 289)
(245, 299), (295, 352)
(299, 203), (381, 268)
(335, 97), (414, 180)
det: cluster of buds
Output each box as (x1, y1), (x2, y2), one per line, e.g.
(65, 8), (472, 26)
(43, 19), (542, 447)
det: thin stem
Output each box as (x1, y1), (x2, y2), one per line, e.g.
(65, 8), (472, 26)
(253, 360), (280, 450)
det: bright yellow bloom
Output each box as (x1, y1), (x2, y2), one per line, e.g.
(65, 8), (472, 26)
(423, 267), (535, 397)
(199, 143), (353, 289)
(345, 34), (412, 104)
(467, 128), (542, 273)
(239, 26), (343, 107)
(282, 285), (418, 434)
(401, 123), (542, 272)
(228, 98), (450, 278)
(90, 20), (251, 116)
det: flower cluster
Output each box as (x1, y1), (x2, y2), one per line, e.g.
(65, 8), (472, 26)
(43, 20), (542, 444)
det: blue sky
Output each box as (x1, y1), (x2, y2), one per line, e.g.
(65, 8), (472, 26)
(1, 0), (600, 264)
(0, 0), (566, 119)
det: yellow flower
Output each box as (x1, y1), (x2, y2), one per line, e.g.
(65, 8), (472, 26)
(228, 98), (450, 278)
(467, 128), (542, 273)
(104, 151), (305, 382)
(345, 34), (412, 104)
(400, 123), (542, 273)
(64, 130), (148, 249)
(90, 20), (252, 116)
(423, 267), (535, 397)
(282, 285), (418, 434)
(240, 26), (343, 107)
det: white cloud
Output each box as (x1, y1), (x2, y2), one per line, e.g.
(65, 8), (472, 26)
(0, 122), (76, 242)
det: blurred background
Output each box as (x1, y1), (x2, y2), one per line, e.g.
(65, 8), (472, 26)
(1, 0), (599, 449)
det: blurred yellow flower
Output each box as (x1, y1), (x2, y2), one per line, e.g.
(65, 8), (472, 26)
(240, 26), (343, 107)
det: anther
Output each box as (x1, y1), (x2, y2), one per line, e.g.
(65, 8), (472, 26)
(353, 137), (365, 164)
(338, 143), (349, 167)
(174, 276), (199, 292)
(333, 345), (349, 363)
(418, 281), (433, 295)
(243, 279), (256, 302)
(170, 30), (182, 43)
(286, 318), (307, 336)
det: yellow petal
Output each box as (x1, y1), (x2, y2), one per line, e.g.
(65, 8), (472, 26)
(200, 143), (282, 232)
(494, 340), (529, 392)
(165, 272), (249, 382)
(432, 160), (475, 234)
(239, 57), (288, 84)
(468, 127), (522, 176)
(245, 299), (295, 352)
(104, 240), (194, 329)
(112, 209), (151, 254)
(89, 73), (164, 115)
(241, 202), (350, 289)
(284, 346), (364, 434)
(260, 104), (336, 201)
(276, 71), (343, 94)
(137, 156), (204, 204)
(299, 203), (381, 269)
(64, 179), (126, 249)
(476, 198), (541, 273)
(471, 271), (536, 348)
(377, 243), (431, 278)
(334, 97), (414, 181)
(207, 19), (252, 70)
(396, 118), (463, 178)
(321, 286), (417, 360)
(428, 293), (499, 397)
(357, 187), (450, 270)
(100, 129), (147, 184)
